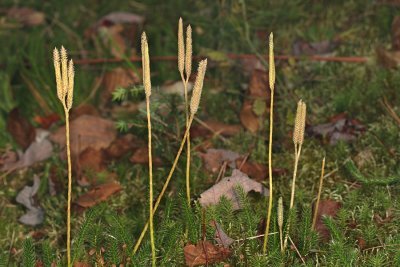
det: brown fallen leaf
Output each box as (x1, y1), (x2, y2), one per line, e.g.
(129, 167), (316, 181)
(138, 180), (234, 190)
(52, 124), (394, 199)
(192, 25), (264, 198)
(105, 134), (141, 158)
(190, 120), (242, 138)
(309, 113), (365, 145)
(235, 158), (287, 182)
(199, 169), (269, 210)
(50, 115), (117, 157)
(7, 108), (36, 149)
(78, 147), (106, 173)
(129, 147), (163, 166)
(240, 69), (270, 133)
(73, 262), (91, 267)
(75, 181), (122, 208)
(200, 149), (241, 173)
(0, 145), (18, 168)
(85, 12), (144, 58)
(240, 100), (260, 133)
(70, 104), (99, 120)
(313, 199), (342, 241)
(101, 67), (140, 103)
(184, 240), (231, 267)
(376, 47), (400, 68)
(7, 7), (45, 27)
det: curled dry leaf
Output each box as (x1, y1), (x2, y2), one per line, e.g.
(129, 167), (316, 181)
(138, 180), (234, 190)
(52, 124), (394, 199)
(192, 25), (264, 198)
(50, 115), (117, 157)
(199, 169), (269, 210)
(16, 175), (45, 226)
(75, 181), (122, 208)
(309, 113), (365, 145)
(7, 7), (45, 27)
(313, 199), (342, 241)
(2, 129), (53, 171)
(184, 240), (231, 267)
(190, 120), (242, 139)
(33, 113), (60, 129)
(7, 108), (36, 149)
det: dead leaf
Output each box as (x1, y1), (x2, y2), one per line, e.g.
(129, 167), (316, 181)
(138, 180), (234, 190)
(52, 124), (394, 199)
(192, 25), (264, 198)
(1, 129), (53, 171)
(50, 115), (117, 157)
(129, 147), (163, 166)
(235, 159), (266, 181)
(199, 169), (269, 210)
(211, 221), (234, 247)
(7, 7), (45, 27)
(293, 39), (337, 56)
(106, 134), (140, 158)
(0, 146), (18, 168)
(184, 240), (231, 267)
(190, 120), (242, 138)
(70, 104), (99, 120)
(73, 262), (91, 267)
(78, 147), (106, 173)
(161, 80), (193, 96)
(101, 68), (140, 103)
(313, 199), (342, 241)
(240, 100), (260, 133)
(16, 175), (45, 226)
(240, 69), (270, 133)
(200, 149), (241, 173)
(86, 12), (144, 58)
(7, 108), (36, 149)
(309, 113), (365, 145)
(75, 181), (122, 208)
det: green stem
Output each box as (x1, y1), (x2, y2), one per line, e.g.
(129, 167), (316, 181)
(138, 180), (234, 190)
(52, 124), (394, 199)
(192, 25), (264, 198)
(133, 116), (194, 255)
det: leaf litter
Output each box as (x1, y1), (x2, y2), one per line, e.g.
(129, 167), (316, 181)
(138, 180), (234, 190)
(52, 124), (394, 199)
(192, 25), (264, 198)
(199, 169), (269, 210)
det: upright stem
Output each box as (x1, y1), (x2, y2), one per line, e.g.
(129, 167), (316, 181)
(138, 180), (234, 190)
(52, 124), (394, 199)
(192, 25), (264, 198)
(146, 98), (156, 267)
(263, 89), (274, 253)
(284, 144), (302, 250)
(312, 157), (325, 229)
(184, 76), (191, 207)
(65, 109), (72, 267)
(133, 116), (194, 255)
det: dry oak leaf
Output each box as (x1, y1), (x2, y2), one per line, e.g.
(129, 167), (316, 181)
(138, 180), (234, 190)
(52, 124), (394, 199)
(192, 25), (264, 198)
(75, 181), (122, 208)
(240, 99), (260, 133)
(199, 169), (269, 210)
(184, 240), (231, 267)
(105, 134), (141, 159)
(313, 199), (342, 241)
(200, 148), (241, 173)
(50, 115), (117, 157)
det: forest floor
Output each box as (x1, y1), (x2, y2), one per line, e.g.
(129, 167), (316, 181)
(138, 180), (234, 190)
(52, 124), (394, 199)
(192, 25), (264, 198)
(0, 0), (399, 266)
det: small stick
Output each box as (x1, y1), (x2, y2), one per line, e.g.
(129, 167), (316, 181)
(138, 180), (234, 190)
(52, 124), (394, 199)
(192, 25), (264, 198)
(312, 157), (326, 229)
(288, 236), (306, 264)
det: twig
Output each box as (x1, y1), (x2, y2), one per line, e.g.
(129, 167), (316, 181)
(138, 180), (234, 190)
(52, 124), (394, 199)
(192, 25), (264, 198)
(288, 236), (306, 264)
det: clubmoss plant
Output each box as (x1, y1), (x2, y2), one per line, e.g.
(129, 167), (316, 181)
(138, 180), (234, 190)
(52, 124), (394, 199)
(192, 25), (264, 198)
(284, 99), (306, 251)
(141, 32), (156, 267)
(312, 157), (325, 229)
(53, 46), (74, 267)
(177, 18), (193, 207)
(263, 32), (275, 254)
(133, 59), (208, 255)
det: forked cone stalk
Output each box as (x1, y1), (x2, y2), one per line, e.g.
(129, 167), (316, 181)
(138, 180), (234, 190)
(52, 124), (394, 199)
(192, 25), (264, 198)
(53, 46), (74, 267)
